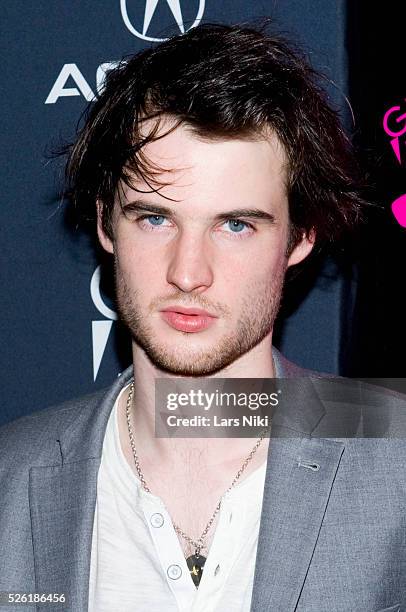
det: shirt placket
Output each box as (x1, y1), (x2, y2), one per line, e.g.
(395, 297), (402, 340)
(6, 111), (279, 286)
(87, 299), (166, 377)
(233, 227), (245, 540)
(141, 494), (197, 612)
(191, 490), (247, 612)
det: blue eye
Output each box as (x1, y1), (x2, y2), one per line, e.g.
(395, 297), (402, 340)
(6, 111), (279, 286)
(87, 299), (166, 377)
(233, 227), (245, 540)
(147, 215), (165, 225)
(226, 219), (248, 232)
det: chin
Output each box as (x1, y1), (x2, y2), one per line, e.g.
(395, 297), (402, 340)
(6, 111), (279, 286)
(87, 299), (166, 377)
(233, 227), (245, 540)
(138, 339), (238, 376)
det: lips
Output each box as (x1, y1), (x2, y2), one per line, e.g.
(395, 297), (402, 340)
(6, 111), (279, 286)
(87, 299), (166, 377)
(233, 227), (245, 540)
(160, 306), (217, 333)
(161, 306), (216, 317)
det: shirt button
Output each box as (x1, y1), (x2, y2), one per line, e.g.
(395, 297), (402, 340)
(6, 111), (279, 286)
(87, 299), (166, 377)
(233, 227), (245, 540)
(167, 564), (182, 580)
(214, 564), (220, 576)
(150, 513), (164, 528)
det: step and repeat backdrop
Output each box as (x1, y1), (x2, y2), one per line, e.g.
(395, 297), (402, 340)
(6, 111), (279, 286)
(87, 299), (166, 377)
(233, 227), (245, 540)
(2, 1), (403, 426)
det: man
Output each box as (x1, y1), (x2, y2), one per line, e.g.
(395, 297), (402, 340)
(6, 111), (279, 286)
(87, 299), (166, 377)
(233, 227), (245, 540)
(1, 23), (405, 612)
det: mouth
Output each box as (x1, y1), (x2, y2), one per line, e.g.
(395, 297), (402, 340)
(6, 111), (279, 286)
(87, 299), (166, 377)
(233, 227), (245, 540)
(160, 306), (218, 333)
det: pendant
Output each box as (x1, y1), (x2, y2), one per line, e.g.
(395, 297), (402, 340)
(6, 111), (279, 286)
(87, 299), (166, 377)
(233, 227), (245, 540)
(186, 553), (206, 587)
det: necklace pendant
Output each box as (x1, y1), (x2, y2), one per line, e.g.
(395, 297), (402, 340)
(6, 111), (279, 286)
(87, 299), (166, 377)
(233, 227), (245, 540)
(186, 553), (206, 587)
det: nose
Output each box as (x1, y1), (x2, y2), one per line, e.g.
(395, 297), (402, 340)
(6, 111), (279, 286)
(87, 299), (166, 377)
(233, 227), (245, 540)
(166, 229), (214, 293)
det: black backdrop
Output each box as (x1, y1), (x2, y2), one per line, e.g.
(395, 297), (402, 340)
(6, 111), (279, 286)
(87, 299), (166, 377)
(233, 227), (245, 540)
(1, 0), (405, 427)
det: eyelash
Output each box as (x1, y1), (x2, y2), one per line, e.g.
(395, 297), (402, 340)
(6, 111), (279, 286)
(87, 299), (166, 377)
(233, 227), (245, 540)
(135, 214), (255, 238)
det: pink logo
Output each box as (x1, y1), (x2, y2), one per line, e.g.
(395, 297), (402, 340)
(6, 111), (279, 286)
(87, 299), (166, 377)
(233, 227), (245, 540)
(383, 103), (406, 164)
(382, 101), (406, 227)
(391, 194), (406, 228)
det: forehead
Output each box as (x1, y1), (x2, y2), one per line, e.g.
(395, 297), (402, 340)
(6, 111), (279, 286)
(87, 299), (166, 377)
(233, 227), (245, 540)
(120, 119), (288, 211)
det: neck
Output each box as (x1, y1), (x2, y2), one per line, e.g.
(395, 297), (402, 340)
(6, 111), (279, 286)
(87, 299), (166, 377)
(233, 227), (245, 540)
(120, 335), (276, 467)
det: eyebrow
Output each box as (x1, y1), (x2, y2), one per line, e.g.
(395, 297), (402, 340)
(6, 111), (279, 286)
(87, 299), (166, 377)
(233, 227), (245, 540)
(122, 200), (276, 224)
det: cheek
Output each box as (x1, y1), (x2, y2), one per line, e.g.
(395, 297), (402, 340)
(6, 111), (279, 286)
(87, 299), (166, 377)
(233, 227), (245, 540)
(225, 245), (287, 282)
(115, 238), (162, 283)
(220, 252), (286, 310)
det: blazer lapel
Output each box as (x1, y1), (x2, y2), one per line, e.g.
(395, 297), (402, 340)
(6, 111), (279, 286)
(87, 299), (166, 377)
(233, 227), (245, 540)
(251, 347), (345, 611)
(250, 434), (345, 611)
(29, 459), (100, 611)
(28, 366), (134, 611)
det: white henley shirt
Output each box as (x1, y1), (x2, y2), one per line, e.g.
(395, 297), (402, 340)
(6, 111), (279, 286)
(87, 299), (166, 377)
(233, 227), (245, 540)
(88, 384), (267, 612)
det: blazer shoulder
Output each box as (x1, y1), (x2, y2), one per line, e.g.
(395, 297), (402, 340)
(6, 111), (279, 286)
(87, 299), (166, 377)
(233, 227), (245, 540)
(273, 347), (336, 379)
(0, 387), (108, 468)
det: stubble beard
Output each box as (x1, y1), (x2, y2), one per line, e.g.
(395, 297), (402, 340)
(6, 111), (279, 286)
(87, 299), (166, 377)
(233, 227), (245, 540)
(114, 258), (287, 376)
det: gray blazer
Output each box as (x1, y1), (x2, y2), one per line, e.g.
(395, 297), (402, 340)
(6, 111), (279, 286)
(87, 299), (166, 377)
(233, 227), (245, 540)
(0, 348), (405, 612)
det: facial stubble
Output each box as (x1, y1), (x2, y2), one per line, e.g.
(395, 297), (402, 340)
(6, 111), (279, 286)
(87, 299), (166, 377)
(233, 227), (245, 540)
(114, 256), (287, 376)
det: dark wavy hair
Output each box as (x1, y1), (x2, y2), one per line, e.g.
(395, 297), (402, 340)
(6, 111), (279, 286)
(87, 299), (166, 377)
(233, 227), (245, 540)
(65, 22), (366, 255)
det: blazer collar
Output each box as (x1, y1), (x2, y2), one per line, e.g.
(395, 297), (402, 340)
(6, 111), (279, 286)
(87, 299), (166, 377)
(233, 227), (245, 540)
(56, 344), (322, 465)
(57, 367), (134, 465)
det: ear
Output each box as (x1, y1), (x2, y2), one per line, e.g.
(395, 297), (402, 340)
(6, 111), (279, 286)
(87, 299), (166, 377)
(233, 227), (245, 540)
(96, 200), (114, 254)
(287, 229), (316, 267)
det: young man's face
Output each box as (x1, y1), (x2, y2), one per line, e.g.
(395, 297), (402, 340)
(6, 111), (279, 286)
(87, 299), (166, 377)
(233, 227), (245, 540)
(98, 121), (313, 375)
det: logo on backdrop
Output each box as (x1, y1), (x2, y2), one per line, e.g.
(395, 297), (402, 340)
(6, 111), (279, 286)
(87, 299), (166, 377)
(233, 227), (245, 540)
(45, 62), (120, 104)
(120, 0), (205, 41)
(383, 102), (406, 165)
(45, 1), (206, 103)
(383, 101), (406, 228)
(90, 266), (118, 381)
